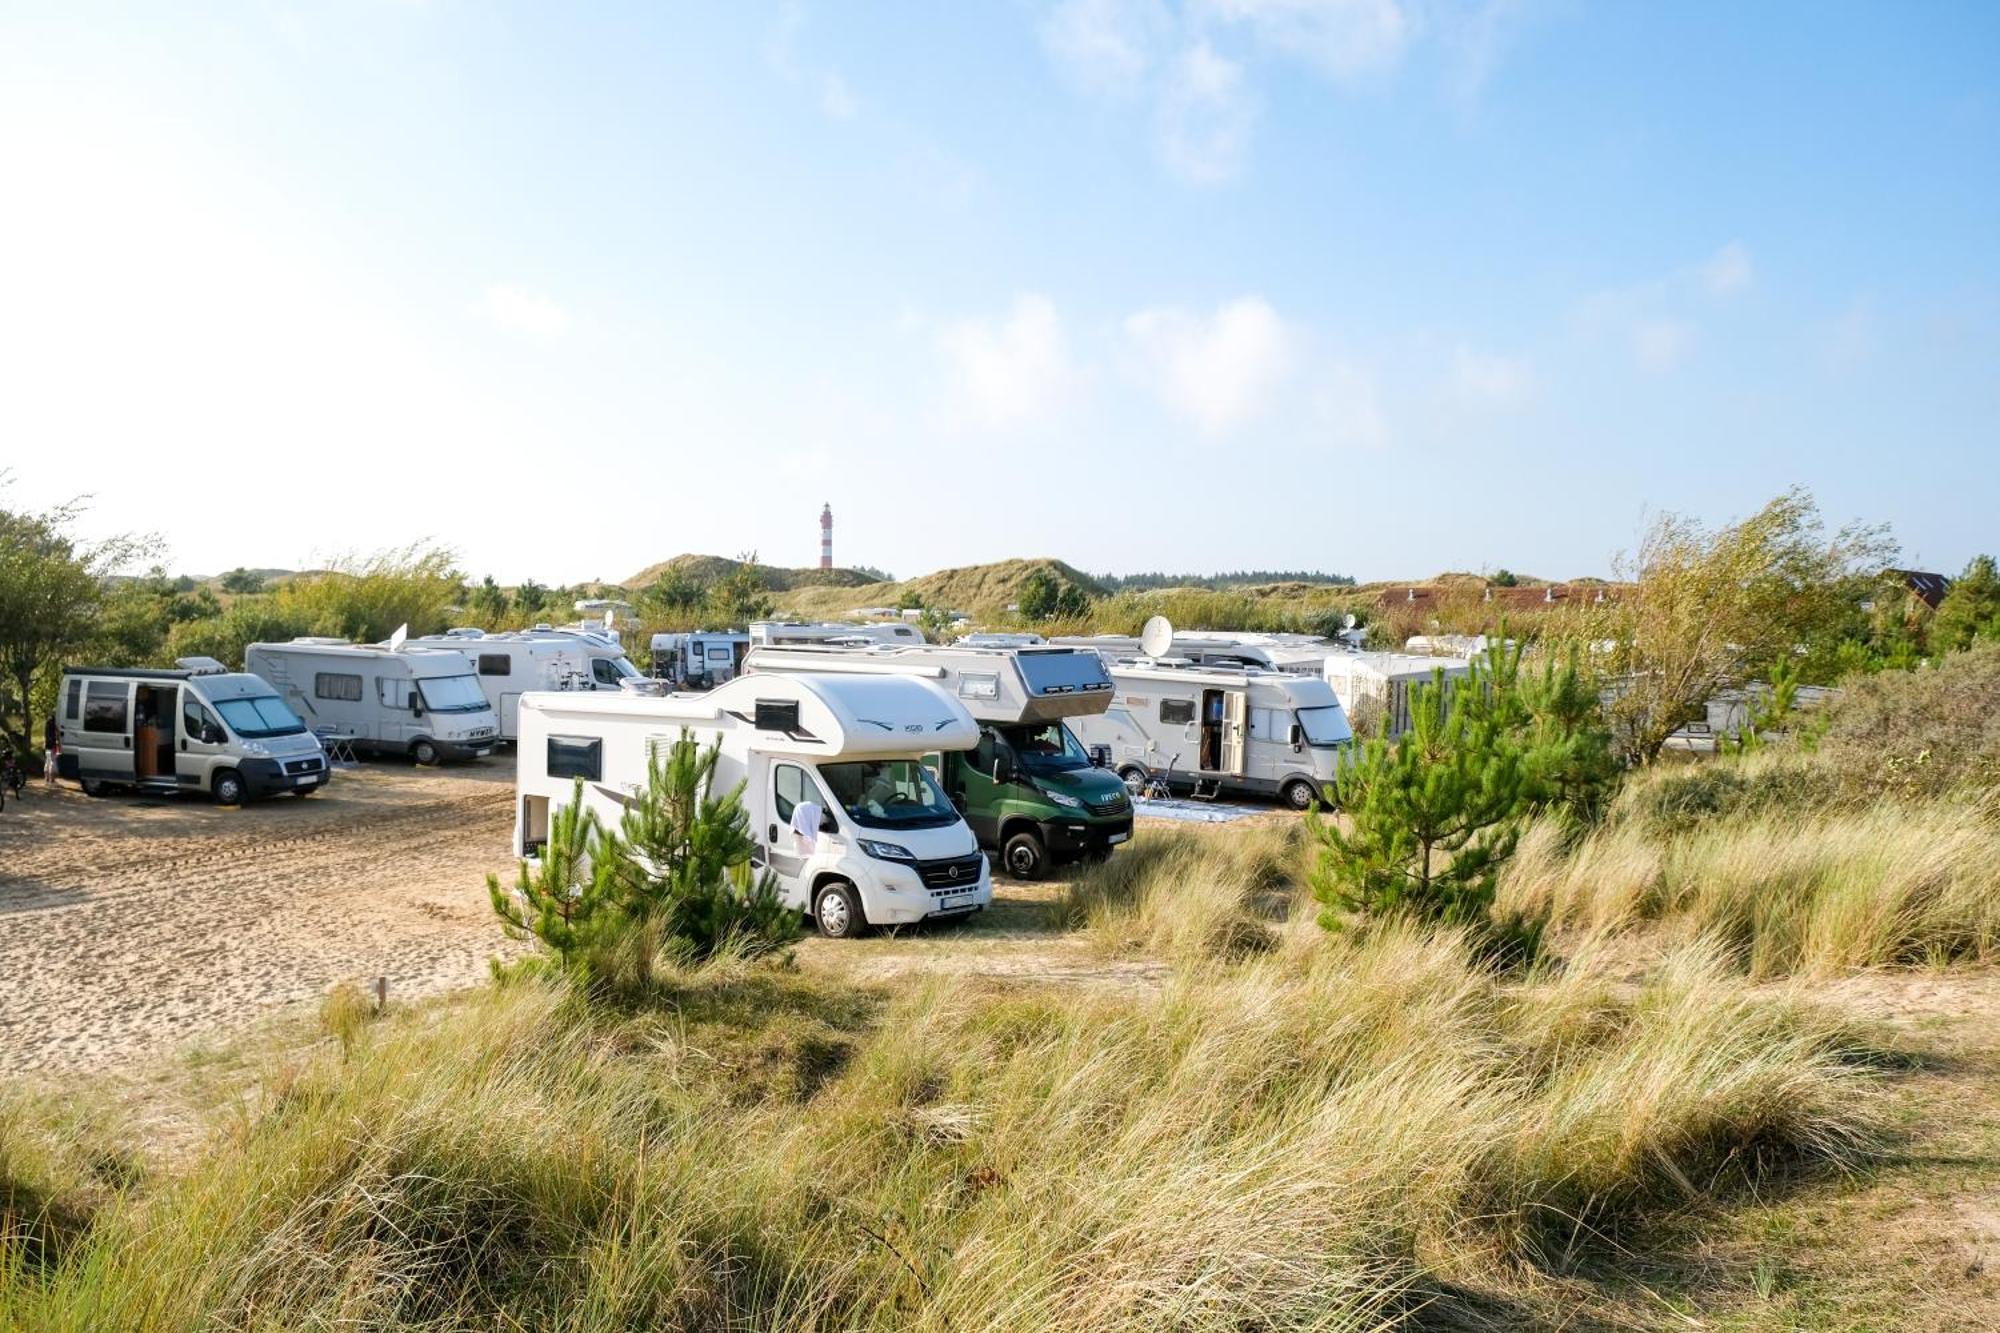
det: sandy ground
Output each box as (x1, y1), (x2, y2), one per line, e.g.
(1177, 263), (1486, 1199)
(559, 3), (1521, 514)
(0, 759), (522, 1074)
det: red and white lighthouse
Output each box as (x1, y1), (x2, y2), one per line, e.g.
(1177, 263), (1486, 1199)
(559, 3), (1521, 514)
(819, 503), (833, 570)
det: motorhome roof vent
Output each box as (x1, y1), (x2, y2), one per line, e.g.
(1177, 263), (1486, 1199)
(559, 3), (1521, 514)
(445, 627), (486, 638)
(293, 636), (351, 646)
(173, 655), (229, 676)
(754, 698), (802, 733)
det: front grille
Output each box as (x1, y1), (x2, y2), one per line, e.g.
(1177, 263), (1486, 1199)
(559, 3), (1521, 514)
(916, 854), (985, 892)
(285, 757), (323, 775)
(1087, 793), (1130, 817)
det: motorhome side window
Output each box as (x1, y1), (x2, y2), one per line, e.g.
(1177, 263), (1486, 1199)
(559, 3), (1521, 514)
(379, 678), (413, 710)
(477, 654), (510, 676)
(591, 658), (624, 686)
(183, 695), (216, 737)
(773, 763), (811, 823)
(66, 679), (82, 719)
(1159, 699), (1196, 725)
(83, 682), (128, 733)
(546, 736), (602, 781)
(315, 672), (363, 702)
(958, 672), (1000, 701)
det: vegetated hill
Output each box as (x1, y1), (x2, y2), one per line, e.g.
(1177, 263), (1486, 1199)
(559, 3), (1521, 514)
(623, 554), (882, 593)
(770, 556), (1104, 620)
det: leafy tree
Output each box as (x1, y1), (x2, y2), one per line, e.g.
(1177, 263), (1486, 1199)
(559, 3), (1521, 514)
(219, 567), (266, 595)
(0, 493), (140, 759)
(1931, 554), (2000, 653)
(1489, 569), (1520, 587)
(465, 575), (512, 628)
(1018, 570), (1091, 621)
(1586, 488), (1896, 765)
(164, 602), (313, 670)
(274, 544), (462, 642)
(706, 553), (775, 627)
(895, 588), (925, 612)
(1308, 659), (1529, 931)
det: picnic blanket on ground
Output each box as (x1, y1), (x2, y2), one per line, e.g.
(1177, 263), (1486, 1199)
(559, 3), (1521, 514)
(1130, 798), (1265, 824)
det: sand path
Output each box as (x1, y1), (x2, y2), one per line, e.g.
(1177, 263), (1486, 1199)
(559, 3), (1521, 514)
(0, 762), (520, 1074)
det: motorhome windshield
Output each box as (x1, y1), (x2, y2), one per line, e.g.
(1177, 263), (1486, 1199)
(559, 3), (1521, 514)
(214, 694), (307, 739)
(1297, 705), (1349, 746)
(1002, 721), (1090, 773)
(417, 674), (489, 713)
(818, 759), (959, 830)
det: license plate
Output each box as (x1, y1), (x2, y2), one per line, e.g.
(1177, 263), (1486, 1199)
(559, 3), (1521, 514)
(294, 775), (316, 787)
(474, 748), (491, 758)
(1108, 832), (1130, 844)
(939, 894), (976, 912)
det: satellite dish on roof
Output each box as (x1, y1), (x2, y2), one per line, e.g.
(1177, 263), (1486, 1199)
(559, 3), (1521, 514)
(388, 623), (409, 652)
(1140, 615), (1174, 659)
(1342, 614), (1357, 630)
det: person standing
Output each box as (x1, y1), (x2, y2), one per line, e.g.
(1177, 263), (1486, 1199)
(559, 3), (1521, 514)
(43, 713), (59, 788)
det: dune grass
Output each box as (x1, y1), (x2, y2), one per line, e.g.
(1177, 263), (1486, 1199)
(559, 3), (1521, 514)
(0, 913), (1885, 1332)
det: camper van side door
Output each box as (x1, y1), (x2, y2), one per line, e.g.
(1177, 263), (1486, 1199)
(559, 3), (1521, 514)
(765, 763), (828, 910)
(179, 690), (225, 786)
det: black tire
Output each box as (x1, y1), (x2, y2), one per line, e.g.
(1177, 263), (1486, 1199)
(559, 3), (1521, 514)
(212, 770), (245, 806)
(80, 778), (108, 798)
(1282, 778), (1319, 811)
(812, 880), (866, 940)
(412, 739), (440, 767)
(1003, 830), (1049, 881)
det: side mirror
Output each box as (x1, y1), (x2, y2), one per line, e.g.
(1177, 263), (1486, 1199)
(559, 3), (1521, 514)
(410, 697), (424, 716)
(201, 725), (223, 745)
(1289, 724), (1303, 750)
(1088, 744), (1112, 768)
(992, 752), (1015, 785)
(819, 810), (839, 834)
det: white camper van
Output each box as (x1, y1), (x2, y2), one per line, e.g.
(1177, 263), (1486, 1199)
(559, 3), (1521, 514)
(743, 643), (1135, 877)
(511, 627), (643, 690)
(1069, 657), (1353, 809)
(749, 620), (928, 648)
(514, 673), (990, 938)
(649, 631), (751, 690)
(245, 640), (500, 764)
(56, 659), (328, 803)
(403, 631), (631, 741)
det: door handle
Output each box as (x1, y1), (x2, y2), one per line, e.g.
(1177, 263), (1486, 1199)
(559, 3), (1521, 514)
(181, 740), (188, 751)
(123, 737), (131, 749)
(768, 823), (778, 842)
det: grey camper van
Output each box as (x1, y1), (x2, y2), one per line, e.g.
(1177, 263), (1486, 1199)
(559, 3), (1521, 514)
(56, 658), (329, 803)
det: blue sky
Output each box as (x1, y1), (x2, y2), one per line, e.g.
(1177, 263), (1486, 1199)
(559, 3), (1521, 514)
(1, 1), (1994, 586)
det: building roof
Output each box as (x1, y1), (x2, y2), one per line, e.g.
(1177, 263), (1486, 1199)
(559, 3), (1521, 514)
(1883, 569), (1954, 610)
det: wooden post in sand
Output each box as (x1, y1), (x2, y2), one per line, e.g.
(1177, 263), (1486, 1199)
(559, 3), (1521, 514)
(374, 976), (388, 1013)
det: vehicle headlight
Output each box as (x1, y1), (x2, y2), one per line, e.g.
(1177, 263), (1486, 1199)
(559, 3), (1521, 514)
(856, 839), (916, 862)
(239, 740), (272, 757)
(1045, 790), (1083, 808)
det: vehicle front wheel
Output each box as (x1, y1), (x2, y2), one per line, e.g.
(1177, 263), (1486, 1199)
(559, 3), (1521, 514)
(812, 880), (866, 940)
(1282, 778), (1320, 811)
(80, 778), (108, 798)
(1117, 765), (1149, 794)
(212, 770), (245, 806)
(1003, 830), (1049, 881)
(411, 739), (440, 767)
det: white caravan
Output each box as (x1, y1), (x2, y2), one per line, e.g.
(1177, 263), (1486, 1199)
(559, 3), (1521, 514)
(749, 620), (928, 648)
(649, 631), (751, 690)
(742, 643), (1135, 877)
(245, 639), (500, 764)
(514, 673), (989, 938)
(1322, 651), (1473, 740)
(1068, 657), (1353, 809)
(401, 631), (619, 741)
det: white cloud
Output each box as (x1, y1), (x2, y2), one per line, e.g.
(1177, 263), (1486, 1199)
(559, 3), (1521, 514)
(1312, 358), (1390, 449)
(478, 284), (571, 338)
(1156, 40), (1258, 185)
(1632, 319), (1692, 374)
(1700, 240), (1753, 296)
(1041, 0), (1167, 96)
(820, 72), (857, 119)
(938, 294), (1075, 428)
(1203, 0), (1413, 82)
(1123, 295), (1296, 432)
(1450, 345), (1534, 408)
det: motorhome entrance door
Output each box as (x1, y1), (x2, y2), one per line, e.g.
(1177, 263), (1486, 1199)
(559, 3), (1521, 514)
(1221, 690), (1248, 773)
(764, 762), (822, 910)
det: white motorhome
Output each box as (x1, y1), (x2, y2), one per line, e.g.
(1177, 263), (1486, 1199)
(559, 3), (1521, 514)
(512, 626), (644, 689)
(56, 659), (328, 803)
(743, 643), (1135, 877)
(1069, 657), (1353, 809)
(245, 640), (500, 764)
(749, 620), (928, 648)
(649, 631), (751, 690)
(401, 631), (618, 741)
(1054, 631), (1332, 676)
(514, 673), (989, 938)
